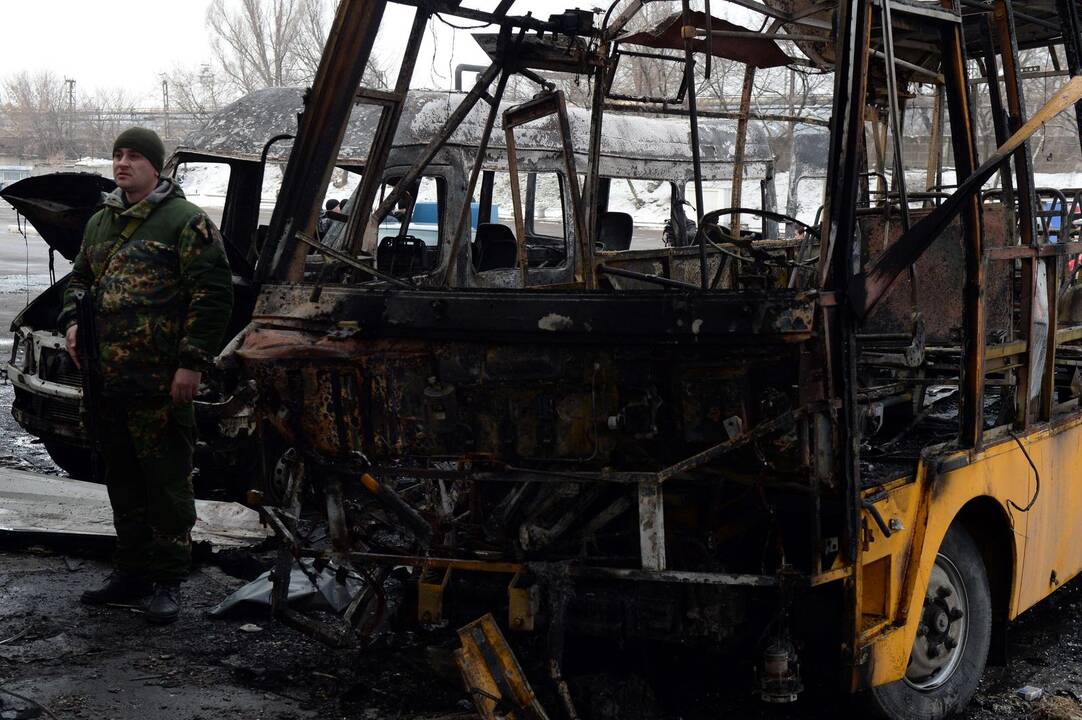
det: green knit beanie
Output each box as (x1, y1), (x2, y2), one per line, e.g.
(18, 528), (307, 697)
(113, 127), (165, 173)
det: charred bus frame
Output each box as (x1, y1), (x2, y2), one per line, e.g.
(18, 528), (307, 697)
(229, 1), (1082, 717)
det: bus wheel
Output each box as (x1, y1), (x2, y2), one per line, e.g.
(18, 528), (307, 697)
(866, 524), (992, 720)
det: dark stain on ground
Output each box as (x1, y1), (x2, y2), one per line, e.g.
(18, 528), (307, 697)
(0, 536), (474, 720)
(1, 385), (1081, 719)
(0, 527), (1080, 720)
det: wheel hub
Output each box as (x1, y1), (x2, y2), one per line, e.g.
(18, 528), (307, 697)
(930, 606), (950, 634)
(905, 554), (969, 691)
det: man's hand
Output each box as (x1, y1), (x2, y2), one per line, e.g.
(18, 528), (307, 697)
(65, 324), (80, 369)
(171, 368), (202, 405)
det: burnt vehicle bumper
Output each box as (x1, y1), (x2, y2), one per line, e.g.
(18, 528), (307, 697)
(5, 326), (85, 445)
(3, 324), (262, 483)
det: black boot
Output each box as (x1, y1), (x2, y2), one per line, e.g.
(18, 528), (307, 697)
(144, 583), (181, 624)
(80, 571), (152, 606)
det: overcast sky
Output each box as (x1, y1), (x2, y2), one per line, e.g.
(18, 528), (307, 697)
(0, 1), (562, 104)
(1, 1), (740, 105)
(2, 0), (216, 104)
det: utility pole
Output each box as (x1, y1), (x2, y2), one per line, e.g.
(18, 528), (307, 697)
(64, 78), (76, 156)
(161, 75), (170, 141)
(200, 64), (217, 112)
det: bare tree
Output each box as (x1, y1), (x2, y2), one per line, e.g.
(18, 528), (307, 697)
(81, 87), (138, 157)
(293, 0), (329, 84)
(207, 0), (305, 94)
(207, 0), (388, 97)
(1, 71), (71, 159)
(168, 64), (227, 123)
(296, 0), (390, 87)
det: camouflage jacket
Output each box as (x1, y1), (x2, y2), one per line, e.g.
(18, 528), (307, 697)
(59, 179), (234, 399)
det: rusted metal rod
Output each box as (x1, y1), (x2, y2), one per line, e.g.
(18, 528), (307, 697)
(869, 50), (943, 81)
(294, 231), (411, 287)
(880, 0), (911, 235)
(261, 0), (388, 282)
(995, 0), (1041, 427)
(596, 264), (702, 290)
(850, 76), (1082, 320)
(971, 68), (1075, 83)
(681, 0), (709, 289)
(358, 473), (433, 543)
(344, 6), (430, 257)
(603, 101), (831, 127)
(362, 62), (502, 253)
(443, 67), (510, 287)
(694, 29), (826, 42)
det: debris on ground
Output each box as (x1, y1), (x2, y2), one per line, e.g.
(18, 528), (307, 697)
(207, 560), (364, 618)
(0, 525), (1080, 718)
(1020, 686), (1047, 702)
(455, 614), (550, 720)
(1034, 695), (1082, 720)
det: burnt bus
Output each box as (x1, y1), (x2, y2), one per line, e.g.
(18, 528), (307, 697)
(223, 1), (1082, 718)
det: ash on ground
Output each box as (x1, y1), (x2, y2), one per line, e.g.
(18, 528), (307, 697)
(0, 528), (1080, 719)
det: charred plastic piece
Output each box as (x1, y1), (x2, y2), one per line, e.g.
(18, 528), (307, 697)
(759, 634), (803, 703)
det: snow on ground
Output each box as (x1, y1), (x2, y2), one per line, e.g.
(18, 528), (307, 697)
(73, 157), (111, 168)
(771, 170), (1082, 231)
(175, 162), (231, 207)
(324, 168), (361, 204)
(607, 178), (673, 225)
(776, 170), (821, 226)
(175, 161), (359, 211)
(0, 274), (51, 294)
(1035, 171), (1082, 188)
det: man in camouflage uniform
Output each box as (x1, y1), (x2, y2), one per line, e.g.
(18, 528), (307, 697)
(60, 127), (233, 624)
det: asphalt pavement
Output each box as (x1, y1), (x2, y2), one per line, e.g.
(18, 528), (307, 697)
(0, 202), (57, 278)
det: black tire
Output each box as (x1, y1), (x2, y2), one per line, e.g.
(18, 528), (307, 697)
(43, 440), (93, 480)
(866, 524), (991, 720)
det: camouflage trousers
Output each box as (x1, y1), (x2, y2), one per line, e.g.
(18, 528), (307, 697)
(99, 397), (197, 583)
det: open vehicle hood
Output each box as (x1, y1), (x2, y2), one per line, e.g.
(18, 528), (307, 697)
(0, 173), (116, 261)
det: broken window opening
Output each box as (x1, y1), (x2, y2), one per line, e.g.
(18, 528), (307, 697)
(477, 170), (569, 275)
(597, 177), (675, 251)
(318, 173), (447, 282)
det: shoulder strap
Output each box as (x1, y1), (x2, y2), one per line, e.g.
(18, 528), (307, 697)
(120, 216), (145, 241)
(98, 214), (149, 280)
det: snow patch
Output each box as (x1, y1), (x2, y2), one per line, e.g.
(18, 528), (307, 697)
(0, 274), (51, 294)
(174, 161), (359, 210)
(176, 162), (231, 207)
(6, 225), (39, 238)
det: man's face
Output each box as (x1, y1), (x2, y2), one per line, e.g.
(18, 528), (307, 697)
(113, 148), (158, 198)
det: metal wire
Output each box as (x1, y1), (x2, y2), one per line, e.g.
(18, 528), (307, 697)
(17, 211), (30, 306)
(435, 13), (491, 30)
(1008, 431), (1041, 514)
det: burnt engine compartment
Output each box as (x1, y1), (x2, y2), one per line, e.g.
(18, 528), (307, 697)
(235, 284), (845, 650)
(246, 334), (800, 472)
